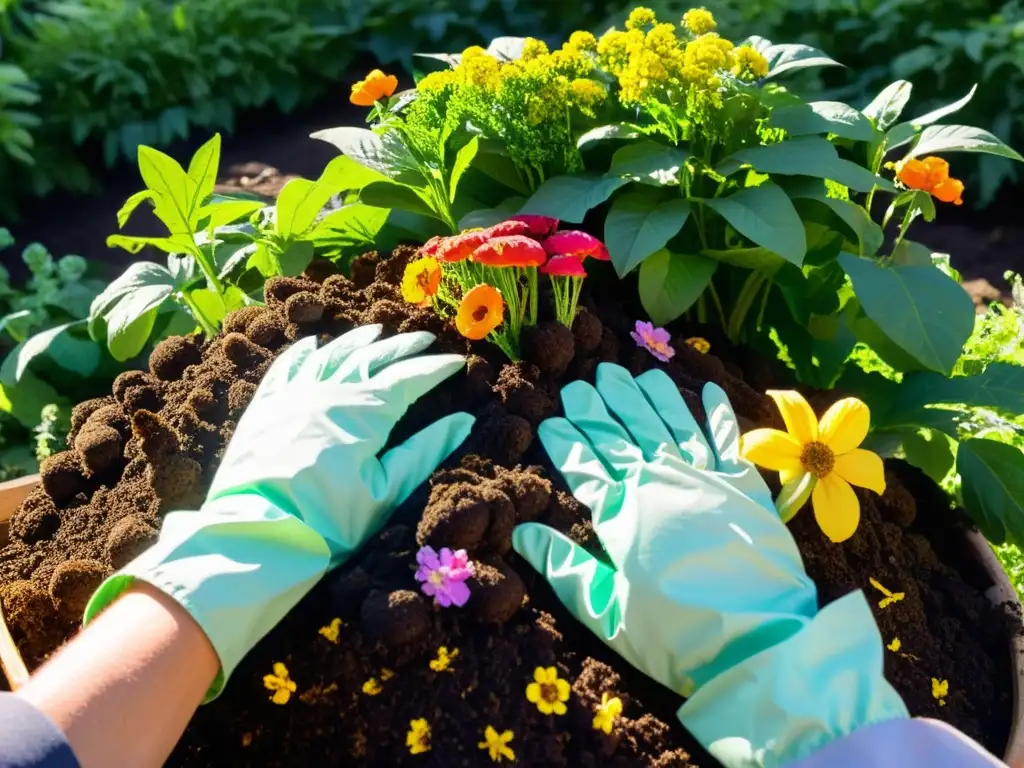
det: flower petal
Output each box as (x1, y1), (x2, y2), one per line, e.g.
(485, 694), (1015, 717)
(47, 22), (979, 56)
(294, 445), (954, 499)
(766, 390), (818, 444)
(834, 449), (886, 495)
(811, 473), (861, 543)
(739, 428), (803, 472)
(818, 397), (870, 454)
(553, 701), (568, 715)
(526, 683), (541, 703)
(555, 678), (571, 699)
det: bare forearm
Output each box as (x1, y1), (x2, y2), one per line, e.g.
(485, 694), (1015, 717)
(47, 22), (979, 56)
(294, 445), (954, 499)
(17, 583), (219, 768)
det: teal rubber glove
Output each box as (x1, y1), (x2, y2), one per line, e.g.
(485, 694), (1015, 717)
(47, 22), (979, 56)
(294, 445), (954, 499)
(85, 326), (475, 699)
(512, 363), (907, 767)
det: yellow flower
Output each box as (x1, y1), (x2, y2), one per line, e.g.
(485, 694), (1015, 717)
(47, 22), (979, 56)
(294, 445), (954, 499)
(460, 53), (502, 90)
(381, 667), (396, 681)
(401, 256), (442, 305)
(430, 646), (459, 672)
(732, 45), (769, 80)
(592, 692), (623, 734)
(525, 666), (571, 716)
(318, 618), (342, 644)
(263, 662), (297, 705)
(868, 577), (906, 609)
(683, 7), (717, 36)
(406, 718), (431, 755)
(740, 391), (886, 543)
(626, 6), (657, 30)
(478, 726), (515, 763)
(567, 30), (598, 53)
(522, 37), (550, 60)
(685, 336), (710, 353)
(887, 637), (902, 652)
(362, 678), (383, 696)
(569, 79), (607, 116)
(932, 678), (949, 705)
(462, 45), (487, 60)
(418, 70), (458, 92)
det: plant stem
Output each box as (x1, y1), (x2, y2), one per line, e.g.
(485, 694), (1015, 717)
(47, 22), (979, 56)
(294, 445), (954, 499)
(706, 279), (726, 327)
(726, 271), (766, 342)
(697, 294), (707, 324)
(181, 291), (220, 338)
(527, 267), (538, 326)
(190, 244), (224, 296)
(755, 278), (773, 331)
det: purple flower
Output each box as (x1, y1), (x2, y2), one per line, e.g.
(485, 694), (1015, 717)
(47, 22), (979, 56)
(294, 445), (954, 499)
(630, 320), (675, 363)
(414, 546), (475, 608)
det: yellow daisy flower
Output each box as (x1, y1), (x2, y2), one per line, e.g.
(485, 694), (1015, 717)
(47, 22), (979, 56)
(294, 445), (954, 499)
(592, 692), (623, 734)
(525, 666), (571, 716)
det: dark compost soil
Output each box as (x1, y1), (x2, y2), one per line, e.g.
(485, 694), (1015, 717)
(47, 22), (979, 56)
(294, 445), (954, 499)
(0, 246), (1017, 766)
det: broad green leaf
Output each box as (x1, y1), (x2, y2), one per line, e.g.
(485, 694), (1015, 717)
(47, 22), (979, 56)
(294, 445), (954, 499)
(607, 141), (690, 186)
(317, 154), (389, 192)
(89, 261), (177, 324)
(701, 246), (783, 271)
(200, 200), (264, 231)
(718, 137), (893, 192)
(839, 253), (974, 375)
(472, 145), (530, 195)
(577, 124), (640, 149)
(106, 233), (195, 255)
(311, 126), (422, 184)
(276, 178), (339, 237)
(901, 428), (956, 483)
(784, 177), (884, 256)
(891, 239), (932, 266)
(905, 124), (1024, 163)
(862, 80), (913, 132)
(360, 180), (441, 220)
(450, 136), (480, 203)
(747, 38), (842, 78)
(700, 183), (806, 266)
(310, 204), (391, 245)
(457, 197), (525, 231)
(892, 363), (1024, 418)
(605, 192), (691, 277)
(116, 189), (154, 227)
(520, 174), (628, 223)
(0, 310), (33, 344)
(137, 145), (197, 235)
(886, 85), (979, 150)
(957, 438), (1024, 547)
(770, 101), (874, 142)
(189, 288), (229, 329)
(105, 282), (174, 361)
(486, 37), (526, 61)
(0, 370), (61, 429)
(638, 250), (717, 325)
(279, 240), (315, 277)
(186, 134), (221, 222)
(8, 321), (99, 381)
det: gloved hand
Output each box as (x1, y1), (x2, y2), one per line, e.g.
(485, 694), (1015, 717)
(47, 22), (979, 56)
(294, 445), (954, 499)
(85, 326), (474, 699)
(513, 363), (907, 767)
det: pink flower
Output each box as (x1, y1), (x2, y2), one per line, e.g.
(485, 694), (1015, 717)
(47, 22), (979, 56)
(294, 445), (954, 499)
(415, 546), (475, 608)
(486, 220), (533, 238)
(471, 235), (548, 267)
(542, 230), (609, 260)
(511, 214), (560, 237)
(540, 255), (587, 277)
(631, 320), (675, 363)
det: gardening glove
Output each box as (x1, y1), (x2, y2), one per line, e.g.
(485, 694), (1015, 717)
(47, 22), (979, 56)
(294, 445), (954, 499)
(84, 326), (475, 699)
(512, 362), (908, 767)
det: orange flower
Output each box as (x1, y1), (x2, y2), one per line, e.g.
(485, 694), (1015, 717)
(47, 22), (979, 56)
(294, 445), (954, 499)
(896, 156), (964, 206)
(456, 284), (504, 340)
(471, 235), (547, 267)
(350, 69), (398, 106)
(401, 257), (442, 305)
(438, 230), (491, 263)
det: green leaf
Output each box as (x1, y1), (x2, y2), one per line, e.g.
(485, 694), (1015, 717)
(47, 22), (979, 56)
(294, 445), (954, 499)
(901, 428), (956, 483)
(769, 101), (874, 142)
(105, 283), (173, 361)
(311, 127), (422, 184)
(200, 200), (264, 231)
(886, 85), (979, 150)
(317, 155), (389, 192)
(7, 321), (99, 381)
(786, 181), (883, 256)
(279, 240), (315, 277)
(450, 136), (480, 203)
(839, 253), (974, 375)
(577, 124), (640, 150)
(891, 239), (932, 267)
(520, 174), (627, 223)
(862, 80), (913, 132)
(89, 262), (176, 321)
(893, 363), (1024, 418)
(186, 134), (221, 221)
(309, 204), (391, 245)
(748, 38), (842, 78)
(701, 246), (784, 271)
(607, 141), (689, 186)
(486, 36), (526, 61)
(276, 178), (339, 237)
(905, 124), (1024, 163)
(457, 197), (525, 231)
(700, 183), (806, 266)
(116, 189), (154, 228)
(137, 145), (197, 235)
(605, 192), (691, 277)
(189, 288), (229, 329)
(638, 250), (717, 325)
(471, 146), (530, 196)
(957, 438), (1024, 547)
(360, 181), (441, 220)
(0, 371), (61, 429)
(106, 233), (195, 256)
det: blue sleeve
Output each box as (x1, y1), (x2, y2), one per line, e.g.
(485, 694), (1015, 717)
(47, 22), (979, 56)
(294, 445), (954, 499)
(0, 694), (79, 768)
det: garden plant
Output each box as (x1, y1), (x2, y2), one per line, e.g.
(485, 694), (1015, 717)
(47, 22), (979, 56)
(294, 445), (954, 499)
(1, 6), (1023, 766)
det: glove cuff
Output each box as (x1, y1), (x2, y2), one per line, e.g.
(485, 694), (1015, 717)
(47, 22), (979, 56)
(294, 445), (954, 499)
(84, 497), (331, 702)
(677, 590), (909, 767)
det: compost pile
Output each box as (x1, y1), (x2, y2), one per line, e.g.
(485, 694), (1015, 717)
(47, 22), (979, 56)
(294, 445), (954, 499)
(0, 246), (1015, 766)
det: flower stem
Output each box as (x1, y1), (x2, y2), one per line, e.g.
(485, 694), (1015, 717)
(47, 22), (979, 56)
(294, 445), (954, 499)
(726, 271), (766, 342)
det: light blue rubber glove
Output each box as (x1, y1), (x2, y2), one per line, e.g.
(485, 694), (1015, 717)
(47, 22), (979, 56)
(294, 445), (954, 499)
(512, 363), (907, 767)
(85, 326), (475, 699)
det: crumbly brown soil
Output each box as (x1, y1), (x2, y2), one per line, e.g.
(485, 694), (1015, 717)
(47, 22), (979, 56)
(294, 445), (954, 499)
(0, 247), (1016, 766)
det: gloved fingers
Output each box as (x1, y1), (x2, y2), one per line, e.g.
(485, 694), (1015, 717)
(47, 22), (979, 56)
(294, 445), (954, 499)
(538, 417), (624, 524)
(560, 380), (643, 477)
(310, 324), (383, 380)
(363, 353), (467, 418)
(512, 523), (628, 651)
(331, 330), (437, 383)
(702, 383), (742, 472)
(634, 369), (712, 470)
(596, 364), (679, 461)
(380, 412), (476, 508)
(256, 336), (319, 397)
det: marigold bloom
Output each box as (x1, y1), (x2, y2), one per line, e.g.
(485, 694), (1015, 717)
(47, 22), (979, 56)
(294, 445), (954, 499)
(592, 692), (623, 734)
(471, 235), (547, 267)
(414, 545), (475, 607)
(526, 666), (571, 716)
(407, 718), (432, 755)
(897, 156), (964, 206)
(478, 726), (515, 763)
(683, 7), (717, 35)
(511, 214), (560, 237)
(437, 230), (491, 263)
(631, 320), (675, 362)
(456, 284), (505, 340)
(401, 257), (442, 305)
(541, 254), (587, 277)
(263, 662), (297, 705)
(350, 69), (398, 106)
(318, 617), (342, 644)
(740, 392), (886, 543)
(543, 230), (608, 260)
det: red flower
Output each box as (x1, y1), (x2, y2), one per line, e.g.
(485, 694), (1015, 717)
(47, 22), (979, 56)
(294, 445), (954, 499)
(437, 230), (491, 263)
(420, 235), (445, 257)
(511, 214), (559, 237)
(471, 235), (547, 267)
(540, 255), (587, 277)
(543, 230), (609, 260)
(485, 220), (533, 238)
